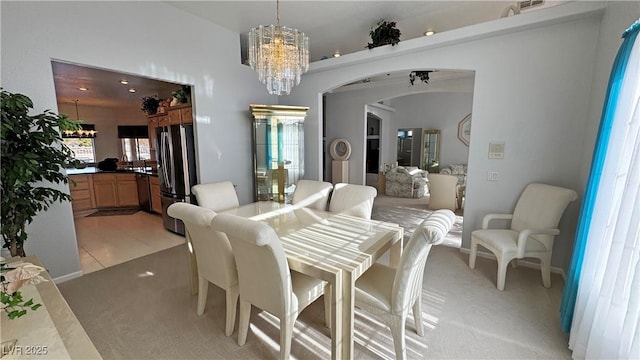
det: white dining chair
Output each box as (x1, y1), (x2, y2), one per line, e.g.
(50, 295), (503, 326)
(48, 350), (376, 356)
(211, 213), (326, 360)
(328, 183), (377, 219)
(291, 179), (334, 211)
(354, 209), (456, 360)
(192, 181), (239, 211)
(469, 183), (577, 290)
(166, 203), (239, 337)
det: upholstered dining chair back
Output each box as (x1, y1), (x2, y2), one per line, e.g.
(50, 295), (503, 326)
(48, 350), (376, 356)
(291, 180), (334, 211)
(328, 183), (377, 219)
(212, 213), (291, 317)
(426, 174), (459, 211)
(192, 181), (239, 211)
(166, 202), (239, 336)
(354, 209), (456, 360)
(211, 214), (326, 359)
(392, 210), (456, 314)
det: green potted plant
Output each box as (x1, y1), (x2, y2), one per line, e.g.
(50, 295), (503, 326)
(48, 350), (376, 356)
(367, 20), (401, 49)
(140, 95), (160, 115)
(171, 89), (188, 104)
(1, 89), (78, 257)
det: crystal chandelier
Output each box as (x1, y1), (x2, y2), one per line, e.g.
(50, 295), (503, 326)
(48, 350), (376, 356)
(248, 0), (309, 96)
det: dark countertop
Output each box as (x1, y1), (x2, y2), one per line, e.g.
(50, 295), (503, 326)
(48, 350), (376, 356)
(67, 166), (158, 177)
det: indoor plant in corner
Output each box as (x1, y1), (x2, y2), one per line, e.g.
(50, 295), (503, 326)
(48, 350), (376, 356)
(1, 89), (76, 320)
(1, 89), (78, 258)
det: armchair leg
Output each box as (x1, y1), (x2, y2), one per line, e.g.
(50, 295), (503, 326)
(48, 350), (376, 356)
(496, 258), (509, 291)
(540, 256), (552, 288)
(469, 239), (478, 269)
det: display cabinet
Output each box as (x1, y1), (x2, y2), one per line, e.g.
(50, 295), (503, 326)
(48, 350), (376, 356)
(250, 104), (308, 203)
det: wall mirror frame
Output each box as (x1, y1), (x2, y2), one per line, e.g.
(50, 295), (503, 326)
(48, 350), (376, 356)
(421, 129), (440, 172)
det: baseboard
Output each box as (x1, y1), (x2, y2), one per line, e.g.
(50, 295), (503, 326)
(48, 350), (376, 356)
(53, 270), (83, 284)
(458, 248), (567, 281)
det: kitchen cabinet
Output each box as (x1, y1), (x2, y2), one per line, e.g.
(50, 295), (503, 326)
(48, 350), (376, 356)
(92, 173), (139, 208)
(116, 173), (139, 207)
(148, 117), (159, 152)
(69, 174), (95, 213)
(93, 174), (118, 208)
(149, 176), (162, 214)
(168, 104), (193, 125)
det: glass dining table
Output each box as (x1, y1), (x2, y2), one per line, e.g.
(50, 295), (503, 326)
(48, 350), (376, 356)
(218, 201), (404, 360)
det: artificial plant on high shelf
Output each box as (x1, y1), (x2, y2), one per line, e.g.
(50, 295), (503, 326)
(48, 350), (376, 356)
(366, 20), (401, 49)
(1, 89), (79, 258)
(140, 95), (161, 115)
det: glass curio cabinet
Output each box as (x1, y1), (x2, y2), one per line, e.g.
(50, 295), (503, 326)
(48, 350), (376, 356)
(250, 104), (308, 203)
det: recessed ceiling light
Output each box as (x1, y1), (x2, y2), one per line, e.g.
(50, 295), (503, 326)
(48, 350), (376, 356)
(78, 87), (88, 91)
(120, 80), (129, 85)
(128, 88), (136, 93)
(424, 29), (435, 36)
(333, 51), (341, 58)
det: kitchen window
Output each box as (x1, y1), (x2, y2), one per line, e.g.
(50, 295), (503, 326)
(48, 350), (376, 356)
(63, 138), (96, 162)
(121, 138), (150, 161)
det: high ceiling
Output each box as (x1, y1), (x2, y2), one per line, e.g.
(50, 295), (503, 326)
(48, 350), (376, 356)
(52, 1), (561, 108)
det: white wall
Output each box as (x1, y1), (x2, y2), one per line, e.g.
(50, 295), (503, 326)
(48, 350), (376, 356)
(1, 1), (273, 278)
(283, 2), (618, 270)
(390, 92), (472, 168)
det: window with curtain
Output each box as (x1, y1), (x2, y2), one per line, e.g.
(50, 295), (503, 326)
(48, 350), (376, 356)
(561, 20), (639, 359)
(118, 125), (150, 161)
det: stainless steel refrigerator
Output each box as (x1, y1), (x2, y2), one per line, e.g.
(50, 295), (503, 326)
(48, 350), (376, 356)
(157, 124), (197, 235)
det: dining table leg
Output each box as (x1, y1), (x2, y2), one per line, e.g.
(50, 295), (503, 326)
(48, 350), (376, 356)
(331, 269), (355, 360)
(389, 236), (403, 268)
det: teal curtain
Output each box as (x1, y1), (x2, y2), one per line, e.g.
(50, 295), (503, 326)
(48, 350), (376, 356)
(560, 20), (640, 332)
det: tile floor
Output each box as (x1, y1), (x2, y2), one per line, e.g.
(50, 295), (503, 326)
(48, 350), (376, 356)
(74, 211), (185, 274)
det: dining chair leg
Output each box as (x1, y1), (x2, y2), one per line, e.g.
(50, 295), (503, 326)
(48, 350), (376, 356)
(389, 314), (407, 360)
(279, 316), (294, 360)
(238, 299), (252, 346)
(540, 254), (552, 288)
(225, 287), (239, 337)
(412, 298), (424, 336)
(196, 276), (208, 315)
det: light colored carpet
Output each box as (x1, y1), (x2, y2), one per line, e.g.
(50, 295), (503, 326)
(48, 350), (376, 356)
(58, 196), (571, 359)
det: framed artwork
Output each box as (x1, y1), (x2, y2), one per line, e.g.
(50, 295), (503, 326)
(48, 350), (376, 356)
(457, 114), (472, 146)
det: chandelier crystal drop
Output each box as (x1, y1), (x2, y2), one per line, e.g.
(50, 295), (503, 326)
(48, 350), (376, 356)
(248, 1), (309, 96)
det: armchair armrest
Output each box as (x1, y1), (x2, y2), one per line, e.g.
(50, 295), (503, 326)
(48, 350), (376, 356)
(516, 228), (560, 258)
(481, 213), (513, 229)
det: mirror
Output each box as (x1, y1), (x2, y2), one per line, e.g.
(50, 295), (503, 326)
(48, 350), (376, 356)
(421, 129), (440, 172)
(396, 128), (422, 167)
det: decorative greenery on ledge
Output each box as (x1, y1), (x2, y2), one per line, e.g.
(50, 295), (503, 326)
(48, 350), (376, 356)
(367, 20), (401, 49)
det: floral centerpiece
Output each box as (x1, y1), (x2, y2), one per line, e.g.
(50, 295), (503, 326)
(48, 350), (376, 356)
(0, 259), (47, 319)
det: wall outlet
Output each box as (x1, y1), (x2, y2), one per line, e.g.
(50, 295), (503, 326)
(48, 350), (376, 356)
(488, 171), (499, 181)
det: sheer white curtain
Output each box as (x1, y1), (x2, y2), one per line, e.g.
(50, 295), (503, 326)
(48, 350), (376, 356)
(568, 30), (640, 359)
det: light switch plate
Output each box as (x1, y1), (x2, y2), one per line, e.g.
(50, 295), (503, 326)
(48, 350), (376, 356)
(489, 141), (505, 159)
(488, 171), (499, 181)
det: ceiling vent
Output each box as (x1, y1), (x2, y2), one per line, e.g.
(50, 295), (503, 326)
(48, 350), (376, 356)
(518, 0), (545, 11)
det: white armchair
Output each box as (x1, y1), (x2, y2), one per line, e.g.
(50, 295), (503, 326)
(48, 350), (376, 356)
(468, 183), (577, 290)
(354, 210), (456, 360)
